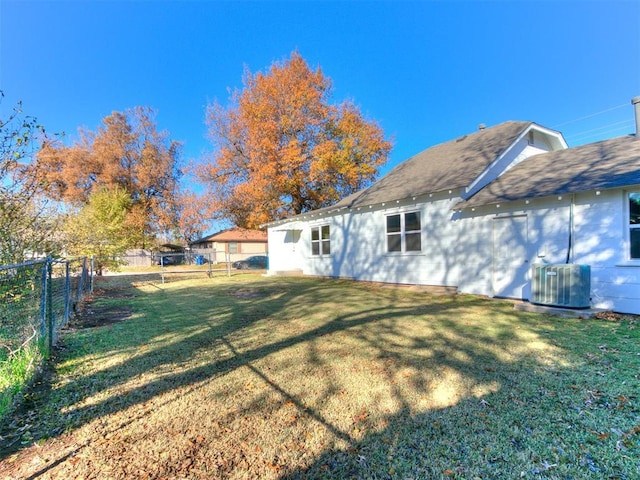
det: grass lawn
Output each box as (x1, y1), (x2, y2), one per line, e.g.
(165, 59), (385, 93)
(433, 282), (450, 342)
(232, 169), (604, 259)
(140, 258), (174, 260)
(0, 274), (638, 479)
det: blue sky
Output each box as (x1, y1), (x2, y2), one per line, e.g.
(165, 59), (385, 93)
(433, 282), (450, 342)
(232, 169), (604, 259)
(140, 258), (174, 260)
(2, 0), (639, 182)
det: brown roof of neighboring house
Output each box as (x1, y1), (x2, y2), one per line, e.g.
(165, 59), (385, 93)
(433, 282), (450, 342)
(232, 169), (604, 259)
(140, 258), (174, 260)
(192, 227), (267, 244)
(459, 134), (640, 209)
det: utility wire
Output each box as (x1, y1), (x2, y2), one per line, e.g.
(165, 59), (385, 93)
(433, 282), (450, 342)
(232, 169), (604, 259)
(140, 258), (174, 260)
(565, 122), (634, 144)
(566, 119), (633, 139)
(552, 103), (628, 128)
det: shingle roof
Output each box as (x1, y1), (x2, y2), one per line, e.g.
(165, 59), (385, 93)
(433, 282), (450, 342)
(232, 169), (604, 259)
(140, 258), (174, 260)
(192, 227), (267, 243)
(326, 121), (533, 211)
(460, 134), (640, 209)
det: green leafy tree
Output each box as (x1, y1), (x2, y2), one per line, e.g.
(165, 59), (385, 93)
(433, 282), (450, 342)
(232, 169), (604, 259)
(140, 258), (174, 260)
(0, 196), (61, 265)
(0, 92), (62, 264)
(64, 186), (133, 275)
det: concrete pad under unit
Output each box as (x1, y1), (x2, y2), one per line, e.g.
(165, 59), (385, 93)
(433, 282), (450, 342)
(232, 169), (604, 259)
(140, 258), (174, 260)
(514, 301), (604, 318)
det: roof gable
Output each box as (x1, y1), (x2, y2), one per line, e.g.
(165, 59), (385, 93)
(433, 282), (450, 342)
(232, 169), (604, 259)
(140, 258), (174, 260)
(192, 227), (267, 244)
(460, 134), (640, 208)
(264, 120), (565, 227)
(332, 121), (534, 210)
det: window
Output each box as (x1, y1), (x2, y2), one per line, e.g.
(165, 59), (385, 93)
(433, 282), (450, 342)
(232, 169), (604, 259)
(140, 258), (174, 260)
(311, 225), (330, 256)
(228, 241), (238, 254)
(630, 193), (640, 259)
(386, 212), (421, 253)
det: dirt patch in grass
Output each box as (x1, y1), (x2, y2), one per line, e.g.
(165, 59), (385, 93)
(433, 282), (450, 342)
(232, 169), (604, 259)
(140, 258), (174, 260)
(231, 287), (270, 300)
(593, 310), (639, 323)
(65, 288), (134, 330)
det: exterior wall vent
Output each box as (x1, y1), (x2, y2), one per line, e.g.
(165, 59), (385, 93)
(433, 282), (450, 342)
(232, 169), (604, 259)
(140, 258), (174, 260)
(531, 264), (591, 308)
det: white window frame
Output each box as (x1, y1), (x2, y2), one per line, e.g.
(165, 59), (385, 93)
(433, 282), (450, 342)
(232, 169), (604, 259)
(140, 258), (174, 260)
(385, 211), (422, 254)
(311, 225), (331, 256)
(628, 191), (640, 260)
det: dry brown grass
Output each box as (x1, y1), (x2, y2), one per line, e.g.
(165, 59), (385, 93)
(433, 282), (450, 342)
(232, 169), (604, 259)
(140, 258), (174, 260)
(1, 274), (638, 479)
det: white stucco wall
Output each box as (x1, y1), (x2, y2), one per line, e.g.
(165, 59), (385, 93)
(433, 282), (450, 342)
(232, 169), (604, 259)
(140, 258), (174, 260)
(456, 188), (640, 313)
(268, 187), (640, 314)
(267, 228), (303, 272)
(272, 191), (464, 287)
(572, 190), (640, 313)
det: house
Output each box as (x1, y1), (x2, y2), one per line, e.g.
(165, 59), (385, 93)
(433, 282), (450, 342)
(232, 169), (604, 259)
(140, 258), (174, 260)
(189, 227), (267, 262)
(265, 98), (640, 314)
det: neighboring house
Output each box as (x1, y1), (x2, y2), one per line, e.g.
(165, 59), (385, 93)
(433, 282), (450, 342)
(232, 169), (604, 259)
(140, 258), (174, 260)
(265, 99), (640, 314)
(157, 243), (185, 253)
(190, 227), (268, 258)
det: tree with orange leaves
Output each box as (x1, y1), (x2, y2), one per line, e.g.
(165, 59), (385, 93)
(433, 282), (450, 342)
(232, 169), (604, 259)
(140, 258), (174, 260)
(175, 190), (212, 242)
(36, 107), (181, 247)
(199, 52), (392, 229)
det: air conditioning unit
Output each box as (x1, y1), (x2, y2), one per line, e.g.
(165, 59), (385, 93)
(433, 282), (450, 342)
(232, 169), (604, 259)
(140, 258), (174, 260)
(531, 264), (591, 308)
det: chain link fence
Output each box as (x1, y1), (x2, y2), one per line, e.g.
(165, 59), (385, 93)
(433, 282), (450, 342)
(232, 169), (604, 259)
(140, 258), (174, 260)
(111, 250), (268, 284)
(0, 256), (93, 421)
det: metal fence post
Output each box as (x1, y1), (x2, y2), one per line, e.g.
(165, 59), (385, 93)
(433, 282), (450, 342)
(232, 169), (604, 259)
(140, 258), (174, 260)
(78, 257), (87, 300)
(39, 258), (49, 342)
(47, 259), (54, 354)
(63, 261), (71, 331)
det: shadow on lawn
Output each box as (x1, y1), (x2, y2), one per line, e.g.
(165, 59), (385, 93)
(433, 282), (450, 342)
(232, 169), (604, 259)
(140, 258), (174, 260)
(1, 275), (416, 454)
(2, 276), (497, 444)
(4, 274), (632, 479)
(52, 278), (485, 426)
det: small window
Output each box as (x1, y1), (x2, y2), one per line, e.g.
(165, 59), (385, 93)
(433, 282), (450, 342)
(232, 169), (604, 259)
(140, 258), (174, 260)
(386, 215), (402, 252)
(629, 193), (640, 259)
(386, 212), (421, 253)
(228, 241), (238, 254)
(311, 225), (330, 256)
